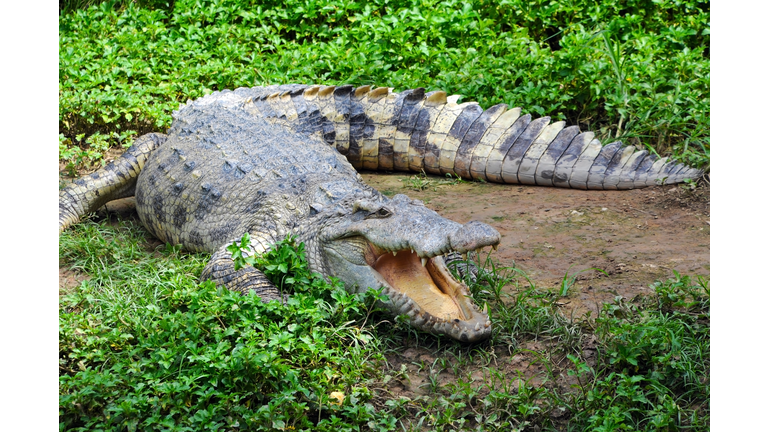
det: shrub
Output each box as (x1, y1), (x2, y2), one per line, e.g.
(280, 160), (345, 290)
(59, 0), (710, 170)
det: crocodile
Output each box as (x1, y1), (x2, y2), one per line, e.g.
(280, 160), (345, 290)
(59, 84), (703, 342)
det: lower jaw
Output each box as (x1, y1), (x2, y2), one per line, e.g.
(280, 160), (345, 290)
(371, 251), (492, 342)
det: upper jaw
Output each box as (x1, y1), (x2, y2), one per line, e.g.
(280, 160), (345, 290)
(322, 236), (497, 343)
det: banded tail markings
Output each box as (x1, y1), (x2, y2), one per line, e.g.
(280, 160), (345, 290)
(359, 87), (388, 170)
(676, 166), (702, 184)
(288, 87), (309, 120)
(374, 89), (402, 170)
(468, 107), (522, 181)
(665, 163), (688, 185)
(241, 93), (264, 121)
(189, 85), (703, 189)
(652, 159), (679, 186)
(655, 159), (679, 185)
(291, 85), (326, 137)
(673, 165), (700, 184)
(483, 114), (532, 183)
(568, 138), (603, 189)
(407, 91), (449, 172)
(601, 144), (637, 190)
(452, 104), (508, 179)
(552, 131), (594, 188)
(415, 91), (449, 174)
(517, 121), (566, 185)
(645, 157), (669, 186)
(438, 103), (484, 175)
(659, 159), (678, 184)
(533, 125), (581, 187)
(331, 85), (355, 155)
(499, 117), (551, 184)
(584, 141), (621, 189)
(274, 91), (299, 121)
(301, 85), (321, 101)
(631, 152), (658, 188)
(615, 150), (649, 189)
(346, 86), (372, 168)
(314, 85), (338, 145)
(392, 88), (427, 171)
(422, 100), (468, 174)
(666, 165), (687, 184)
(281, 91), (300, 120)
(251, 93), (275, 121)
(354, 85), (371, 98)
(265, 92), (284, 119)
(384, 89), (416, 170)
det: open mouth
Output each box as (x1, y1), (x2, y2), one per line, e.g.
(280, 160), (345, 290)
(362, 243), (492, 341)
(371, 249), (470, 320)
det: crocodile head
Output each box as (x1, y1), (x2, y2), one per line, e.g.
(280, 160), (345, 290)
(306, 193), (500, 342)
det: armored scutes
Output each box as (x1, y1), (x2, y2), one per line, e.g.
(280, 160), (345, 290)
(59, 84), (703, 342)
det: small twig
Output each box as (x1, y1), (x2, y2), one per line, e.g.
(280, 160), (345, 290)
(59, 364), (77, 374)
(216, 315), (226, 329)
(626, 205), (656, 217)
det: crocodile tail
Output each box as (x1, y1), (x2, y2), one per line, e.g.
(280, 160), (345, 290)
(58, 133), (167, 232)
(239, 84), (704, 189)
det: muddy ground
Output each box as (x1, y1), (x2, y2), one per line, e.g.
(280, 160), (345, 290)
(361, 171), (710, 318)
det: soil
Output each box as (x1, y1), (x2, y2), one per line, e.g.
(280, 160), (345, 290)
(360, 171), (710, 318)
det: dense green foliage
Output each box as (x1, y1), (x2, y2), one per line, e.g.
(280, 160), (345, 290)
(60, 221), (709, 430)
(59, 0), (709, 173)
(59, 2), (710, 428)
(60, 223), (394, 430)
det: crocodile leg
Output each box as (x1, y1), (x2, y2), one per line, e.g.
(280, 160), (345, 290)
(58, 133), (167, 231)
(443, 251), (479, 282)
(201, 244), (285, 302)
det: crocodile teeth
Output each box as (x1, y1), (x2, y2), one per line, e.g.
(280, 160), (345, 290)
(421, 258), (427, 267)
(392, 251), (397, 256)
(492, 244), (498, 251)
(485, 320), (491, 328)
(474, 322), (481, 331)
(483, 303), (488, 314)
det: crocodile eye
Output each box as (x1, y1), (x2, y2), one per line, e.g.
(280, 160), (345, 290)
(365, 207), (392, 219)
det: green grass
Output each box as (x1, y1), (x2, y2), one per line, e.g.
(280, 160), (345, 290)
(59, 219), (709, 430)
(59, 2), (710, 428)
(58, 0), (710, 173)
(400, 170), (467, 192)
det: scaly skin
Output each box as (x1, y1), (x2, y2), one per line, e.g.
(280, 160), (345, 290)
(59, 84), (703, 342)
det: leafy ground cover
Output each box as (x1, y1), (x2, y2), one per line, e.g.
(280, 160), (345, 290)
(60, 218), (709, 430)
(59, 0), (709, 174)
(59, 1), (710, 429)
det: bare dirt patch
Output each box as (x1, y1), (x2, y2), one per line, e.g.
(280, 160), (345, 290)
(59, 267), (88, 296)
(359, 171), (710, 319)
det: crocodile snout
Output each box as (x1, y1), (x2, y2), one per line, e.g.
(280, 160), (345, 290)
(449, 220), (501, 253)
